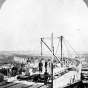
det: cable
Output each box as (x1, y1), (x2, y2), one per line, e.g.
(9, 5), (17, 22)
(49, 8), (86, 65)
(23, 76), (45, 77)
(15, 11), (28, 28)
(64, 37), (80, 58)
(55, 37), (61, 55)
(63, 38), (72, 57)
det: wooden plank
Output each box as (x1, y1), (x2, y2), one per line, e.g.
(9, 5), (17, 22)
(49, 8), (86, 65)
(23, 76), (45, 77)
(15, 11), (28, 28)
(14, 81), (35, 88)
(39, 84), (51, 88)
(21, 84), (33, 88)
(8, 83), (27, 88)
(0, 82), (19, 88)
(39, 85), (47, 88)
(28, 84), (44, 88)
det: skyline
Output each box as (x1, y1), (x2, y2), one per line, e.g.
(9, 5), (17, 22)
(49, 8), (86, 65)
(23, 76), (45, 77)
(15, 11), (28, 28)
(0, 0), (88, 52)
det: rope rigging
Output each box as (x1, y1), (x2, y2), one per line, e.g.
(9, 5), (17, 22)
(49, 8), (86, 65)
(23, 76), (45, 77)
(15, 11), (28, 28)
(63, 38), (72, 57)
(55, 37), (61, 55)
(63, 37), (80, 58)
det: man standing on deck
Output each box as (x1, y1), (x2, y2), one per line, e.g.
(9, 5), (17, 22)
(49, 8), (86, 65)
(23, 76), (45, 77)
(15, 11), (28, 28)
(39, 60), (43, 73)
(44, 69), (49, 85)
(47, 60), (51, 74)
(45, 61), (47, 71)
(26, 59), (31, 75)
(8, 65), (12, 77)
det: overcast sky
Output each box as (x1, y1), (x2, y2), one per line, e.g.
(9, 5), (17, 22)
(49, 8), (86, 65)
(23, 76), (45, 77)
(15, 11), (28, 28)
(0, 0), (88, 52)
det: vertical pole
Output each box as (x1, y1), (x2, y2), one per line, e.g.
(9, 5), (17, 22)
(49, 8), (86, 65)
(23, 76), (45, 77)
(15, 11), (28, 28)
(41, 38), (42, 56)
(61, 36), (63, 66)
(51, 33), (54, 88)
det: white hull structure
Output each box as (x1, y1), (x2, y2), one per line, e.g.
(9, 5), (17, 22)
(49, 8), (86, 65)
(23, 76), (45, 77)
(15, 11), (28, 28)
(53, 62), (82, 88)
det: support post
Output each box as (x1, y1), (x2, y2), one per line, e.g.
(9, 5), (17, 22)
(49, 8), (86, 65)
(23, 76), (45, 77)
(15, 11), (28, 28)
(41, 38), (42, 56)
(61, 36), (63, 66)
(51, 33), (54, 88)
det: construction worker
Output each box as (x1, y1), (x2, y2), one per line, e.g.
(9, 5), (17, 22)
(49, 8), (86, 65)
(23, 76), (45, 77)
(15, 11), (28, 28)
(45, 61), (47, 71)
(8, 65), (12, 77)
(44, 69), (49, 85)
(39, 60), (43, 73)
